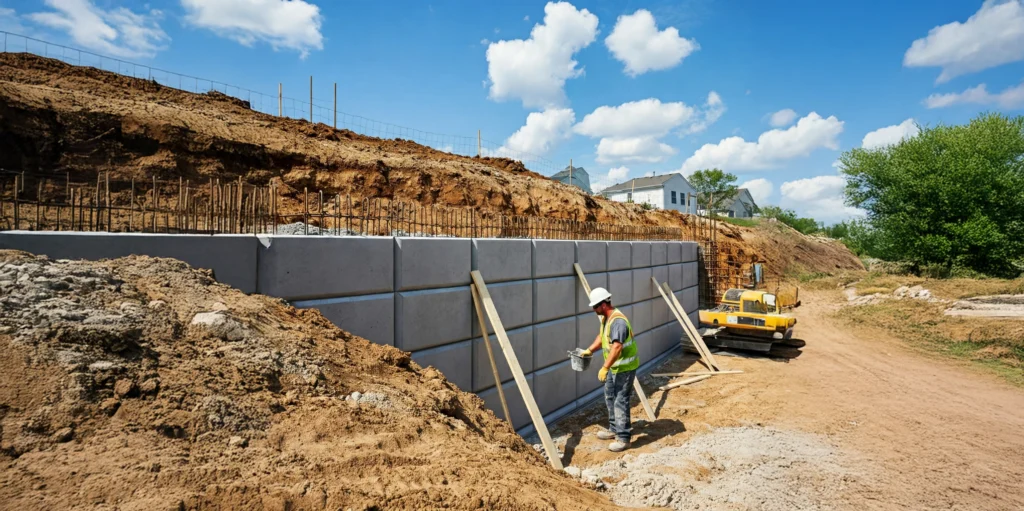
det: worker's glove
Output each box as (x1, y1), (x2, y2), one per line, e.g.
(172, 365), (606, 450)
(598, 367), (609, 382)
(580, 348), (592, 357)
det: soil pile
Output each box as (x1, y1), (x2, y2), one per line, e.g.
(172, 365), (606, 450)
(0, 250), (620, 510)
(0, 53), (862, 276)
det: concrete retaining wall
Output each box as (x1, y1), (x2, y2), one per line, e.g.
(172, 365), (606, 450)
(0, 231), (700, 432)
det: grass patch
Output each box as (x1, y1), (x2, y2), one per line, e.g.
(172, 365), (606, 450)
(836, 297), (1024, 386)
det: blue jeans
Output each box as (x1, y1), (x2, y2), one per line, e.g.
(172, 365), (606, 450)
(604, 369), (636, 443)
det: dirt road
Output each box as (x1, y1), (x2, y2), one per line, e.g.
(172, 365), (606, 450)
(550, 289), (1024, 510)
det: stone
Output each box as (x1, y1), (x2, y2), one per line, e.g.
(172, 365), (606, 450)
(113, 379), (137, 398)
(139, 378), (160, 395)
(52, 427), (74, 443)
(147, 300), (166, 309)
(191, 311), (246, 341)
(564, 466), (582, 478)
(228, 436), (248, 448)
(99, 398), (120, 416)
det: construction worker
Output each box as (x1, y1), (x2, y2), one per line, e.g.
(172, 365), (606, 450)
(579, 287), (638, 452)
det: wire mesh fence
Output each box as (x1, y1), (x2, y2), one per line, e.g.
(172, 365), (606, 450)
(0, 170), (685, 241)
(0, 30), (569, 177)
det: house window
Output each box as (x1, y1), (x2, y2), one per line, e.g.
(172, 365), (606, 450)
(671, 191), (677, 204)
(627, 192), (632, 202)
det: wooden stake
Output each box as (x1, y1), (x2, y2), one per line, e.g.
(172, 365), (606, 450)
(309, 75), (313, 123)
(333, 82), (337, 129)
(471, 271), (562, 470)
(573, 263), (656, 422)
(105, 172), (110, 231)
(129, 178), (134, 232)
(654, 279), (720, 371)
(652, 370), (743, 377)
(471, 284), (512, 424)
(278, 83), (282, 117)
(658, 374), (712, 391)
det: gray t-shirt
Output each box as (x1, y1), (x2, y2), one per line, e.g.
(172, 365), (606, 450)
(608, 318), (629, 344)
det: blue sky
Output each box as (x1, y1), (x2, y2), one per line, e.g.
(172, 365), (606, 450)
(2, 0), (1023, 223)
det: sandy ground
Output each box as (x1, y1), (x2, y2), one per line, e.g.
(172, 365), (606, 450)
(548, 288), (1024, 510)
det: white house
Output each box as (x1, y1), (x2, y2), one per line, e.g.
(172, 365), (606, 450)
(599, 174), (697, 214)
(718, 188), (759, 218)
(550, 165), (592, 193)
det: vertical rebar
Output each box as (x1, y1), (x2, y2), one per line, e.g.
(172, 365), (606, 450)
(105, 172), (110, 231)
(303, 187), (309, 235)
(129, 178), (135, 232)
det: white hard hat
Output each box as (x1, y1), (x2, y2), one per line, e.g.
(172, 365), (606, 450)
(588, 287), (613, 308)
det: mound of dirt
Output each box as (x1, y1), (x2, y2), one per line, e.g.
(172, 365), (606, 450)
(0, 53), (863, 277)
(0, 250), (620, 510)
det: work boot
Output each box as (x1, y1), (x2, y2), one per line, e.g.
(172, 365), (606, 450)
(608, 440), (630, 452)
(596, 430), (615, 440)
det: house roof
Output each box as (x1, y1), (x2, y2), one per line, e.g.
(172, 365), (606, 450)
(719, 188), (758, 211)
(550, 165), (592, 194)
(600, 174), (679, 193)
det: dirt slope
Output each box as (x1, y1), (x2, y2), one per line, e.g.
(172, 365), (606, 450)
(0, 250), (625, 510)
(0, 53), (862, 276)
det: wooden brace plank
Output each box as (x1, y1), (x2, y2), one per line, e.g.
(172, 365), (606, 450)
(574, 264), (657, 422)
(651, 370), (744, 377)
(658, 374), (712, 391)
(667, 283), (722, 371)
(653, 278), (721, 371)
(470, 271), (563, 470)
(470, 284), (511, 425)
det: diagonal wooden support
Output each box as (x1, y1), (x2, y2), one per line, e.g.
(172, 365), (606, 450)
(470, 283), (511, 425)
(653, 278), (721, 372)
(471, 271), (563, 470)
(573, 264), (656, 422)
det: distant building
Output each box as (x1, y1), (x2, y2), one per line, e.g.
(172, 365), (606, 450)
(599, 174), (697, 215)
(551, 165), (592, 194)
(717, 188), (759, 218)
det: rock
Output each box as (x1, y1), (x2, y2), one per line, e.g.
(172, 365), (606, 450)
(211, 302), (229, 311)
(51, 427), (74, 443)
(229, 436), (248, 448)
(147, 300), (166, 309)
(88, 361), (117, 372)
(99, 398), (120, 416)
(139, 378), (160, 395)
(916, 289), (932, 300)
(191, 311), (246, 341)
(113, 379), (137, 398)
(350, 391), (362, 402)
(564, 466), (582, 478)
(894, 286), (910, 298)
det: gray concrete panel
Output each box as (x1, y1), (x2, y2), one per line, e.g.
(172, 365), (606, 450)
(576, 312), (601, 352)
(395, 237), (471, 291)
(651, 242), (668, 266)
(690, 310), (699, 327)
(635, 330), (654, 365)
(607, 242), (632, 271)
(667, 321), (684, 354)
(257, 236), (393, 300)
(533, 360), (576, 415)
(472, 326), (533, 391)
(669, 263), (683, 291)
(682, 242), (699, 263)
(531, 240), (575, 278)
(632, 267), (654, 302)
(472, 239), (532, 283)
(683, 261), (699, 289)
(534, 276), (576, 324)
(412, 340), (473, 392)
(576, 347), (603, 398)
(293, 293), (395, 346)
(533, 317), (577, 369)
(576, 272), (607, 314)
(631, 299), (652, 334)
(478, 375), (534, 430)
(667, 242), (682, 264)
(617, 304), (633, 329)
(395, 287), (472, 351)
(607, 270), (633, 305)
(631, 242), (652, 268)
(682, 286), (699, 314)
(652, 294), (670, 328)
(472, 280), (533, 335)
(652, 265), (669, 289)
(575, 241), (607, 273)
(0, 232), (258, 293)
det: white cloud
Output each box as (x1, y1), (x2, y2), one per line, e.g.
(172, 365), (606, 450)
(739, 178), (773, 205)
(499, 108), (576, 156)
(904, 0), (1024, 83)
(680, 112), (844, 174)
(574, 98), (694, 138)
(524, 15), (530, 21)
(181, 0), (323, 58)
(26, 0), (168, 59)
(485, 2), (598, 108)
(861, 118), (919, 149)
(596, 136), (676, 164)
(0, 7), (30, 34)
(681, 91), (725, 135)
(605, 9), (698, 76)
(591, 166), (630, 192)
(780, 175), (866, 222)
(924, 81), (1024, 109)
(768, 108), (797, 128)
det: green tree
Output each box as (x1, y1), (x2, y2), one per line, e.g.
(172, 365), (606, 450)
(841, 113), (1024, 277)
(759, 205), (821, 234)
(689, 169), (739, 214)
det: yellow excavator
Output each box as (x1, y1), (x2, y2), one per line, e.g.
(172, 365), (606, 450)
(698, 288), (803, 356)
